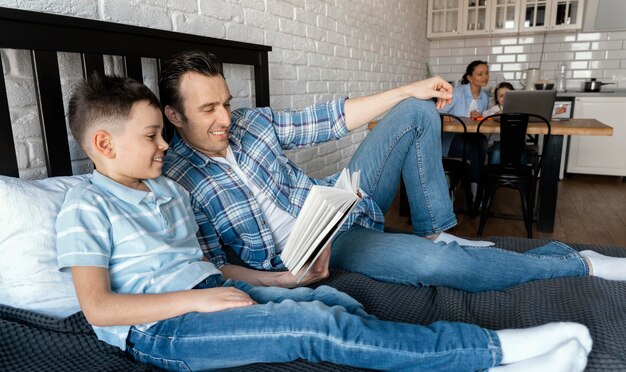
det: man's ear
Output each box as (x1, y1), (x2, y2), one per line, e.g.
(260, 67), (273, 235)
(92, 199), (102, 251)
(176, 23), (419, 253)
(164, 106), (183, 128)
(92, 130), (115, 158)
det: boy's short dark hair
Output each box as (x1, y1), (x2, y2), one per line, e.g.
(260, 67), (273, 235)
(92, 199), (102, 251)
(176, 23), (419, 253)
(68, 74), (161, 152)
(158, 50), (224, 117)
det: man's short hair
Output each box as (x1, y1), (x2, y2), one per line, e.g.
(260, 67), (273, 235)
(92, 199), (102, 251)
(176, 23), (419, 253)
(68, 74), (161, 152)
(158, 50), (224, 116)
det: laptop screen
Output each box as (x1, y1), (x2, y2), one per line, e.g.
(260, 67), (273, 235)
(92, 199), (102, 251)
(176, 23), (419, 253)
(501, 90), (557, 122)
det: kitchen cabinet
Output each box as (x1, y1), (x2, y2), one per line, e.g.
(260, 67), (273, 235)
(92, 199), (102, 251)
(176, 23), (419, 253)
(463, 0), (522, 36)
(490, 0), (522, 34)
(427, 0), (583, 38)
(566, 97), (626, 177)
(428, 0), (520, 38)
(519, 0), (585, 32)
(427, 0), (464, 38)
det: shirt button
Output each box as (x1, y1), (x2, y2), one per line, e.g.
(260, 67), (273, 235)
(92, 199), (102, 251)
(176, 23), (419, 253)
(248, 191), (253, 197)
(260, 220), (266, 225)
(269, 253), (275, 258)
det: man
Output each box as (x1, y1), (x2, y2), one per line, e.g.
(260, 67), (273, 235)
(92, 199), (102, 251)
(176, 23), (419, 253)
(161, 50), (626, 289)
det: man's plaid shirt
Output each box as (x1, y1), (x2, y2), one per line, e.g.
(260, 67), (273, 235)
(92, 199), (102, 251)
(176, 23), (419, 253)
(163, 98), (384, 270)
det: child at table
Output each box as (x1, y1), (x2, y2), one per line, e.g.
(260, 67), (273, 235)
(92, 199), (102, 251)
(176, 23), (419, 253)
(484, 83), (568, 164)
(54, 74), (594, 371)
(483, 82), (514, 164)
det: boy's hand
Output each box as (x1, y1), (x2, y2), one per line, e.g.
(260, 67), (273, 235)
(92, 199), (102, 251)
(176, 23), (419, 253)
(193, 287), (256, 313)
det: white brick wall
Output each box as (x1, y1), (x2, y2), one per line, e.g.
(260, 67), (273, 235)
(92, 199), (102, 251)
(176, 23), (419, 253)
(1, 0), (429, 179)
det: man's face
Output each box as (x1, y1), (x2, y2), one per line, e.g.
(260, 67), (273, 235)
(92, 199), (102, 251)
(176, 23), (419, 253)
(174, 72), (232, 158)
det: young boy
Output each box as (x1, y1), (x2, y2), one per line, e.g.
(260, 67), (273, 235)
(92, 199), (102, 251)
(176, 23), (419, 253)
(55, 74), (591, 371)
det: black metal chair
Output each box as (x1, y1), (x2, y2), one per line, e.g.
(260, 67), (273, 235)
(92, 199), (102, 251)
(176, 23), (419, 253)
(441, 113), (474, 216)
(474, 113), (551, 238)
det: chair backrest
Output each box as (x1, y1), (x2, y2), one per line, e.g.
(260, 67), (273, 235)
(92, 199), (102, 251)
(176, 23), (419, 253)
(477, 113), (551, 172)
(440, 113), (467, 161)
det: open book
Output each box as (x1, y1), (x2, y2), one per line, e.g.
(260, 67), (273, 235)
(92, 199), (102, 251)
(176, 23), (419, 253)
(281, 168), (362, 283)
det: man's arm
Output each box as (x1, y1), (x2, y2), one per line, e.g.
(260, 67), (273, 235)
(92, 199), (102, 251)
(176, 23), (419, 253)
(220, 244), (331, 288)
(344, 76), (453, 132)
(72, 266), (255, 327)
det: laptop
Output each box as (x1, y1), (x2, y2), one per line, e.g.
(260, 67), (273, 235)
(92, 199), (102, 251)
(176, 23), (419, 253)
(501, 90), (557, 122)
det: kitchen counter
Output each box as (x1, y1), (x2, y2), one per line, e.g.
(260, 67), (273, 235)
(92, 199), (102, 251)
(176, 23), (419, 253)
(557, 90), (626, 98)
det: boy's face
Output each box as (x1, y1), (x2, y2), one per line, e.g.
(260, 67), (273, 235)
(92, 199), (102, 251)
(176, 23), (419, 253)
(106, 101), (168, 189)
(173, 72), (232, 158)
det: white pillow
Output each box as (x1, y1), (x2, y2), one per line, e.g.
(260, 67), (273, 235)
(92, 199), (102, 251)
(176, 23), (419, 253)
(0, 174), (90, 318)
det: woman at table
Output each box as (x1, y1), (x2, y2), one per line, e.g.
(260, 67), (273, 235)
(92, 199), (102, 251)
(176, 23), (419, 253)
(439, 60), (490, 200)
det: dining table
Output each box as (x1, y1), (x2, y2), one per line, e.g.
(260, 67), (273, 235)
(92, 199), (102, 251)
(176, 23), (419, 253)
(442, 117), (613, 233)
(367, 117), (613, 233)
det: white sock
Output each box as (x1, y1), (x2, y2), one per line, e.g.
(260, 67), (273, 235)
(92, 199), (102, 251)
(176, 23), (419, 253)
(496, 322), (592, 364)
(490, 338), (588, 372)
(433, 232), (495, 247)
(580, 250), (626, 281)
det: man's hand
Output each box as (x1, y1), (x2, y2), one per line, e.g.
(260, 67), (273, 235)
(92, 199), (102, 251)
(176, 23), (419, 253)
(403, 76), (453, 110)
(289, 243), (331, 287)
(219, 243), (331, 288)
(344, 76), (453, 131)
(469, 110), (482, 118)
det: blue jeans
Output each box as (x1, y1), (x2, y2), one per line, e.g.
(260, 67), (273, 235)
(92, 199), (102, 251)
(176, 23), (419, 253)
(335, 98), (589, 292)
(348, 98), (456, 236)
(127, 276), (502, 371)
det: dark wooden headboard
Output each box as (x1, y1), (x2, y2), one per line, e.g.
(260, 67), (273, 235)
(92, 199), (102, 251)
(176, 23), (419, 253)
(0, 7), (271, 177)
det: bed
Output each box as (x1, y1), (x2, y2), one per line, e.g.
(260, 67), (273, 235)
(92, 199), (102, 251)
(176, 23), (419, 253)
(1, 7), (626, 371)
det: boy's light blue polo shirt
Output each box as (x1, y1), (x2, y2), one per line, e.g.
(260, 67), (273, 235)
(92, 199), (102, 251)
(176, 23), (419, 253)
(56, 171), (220, 350)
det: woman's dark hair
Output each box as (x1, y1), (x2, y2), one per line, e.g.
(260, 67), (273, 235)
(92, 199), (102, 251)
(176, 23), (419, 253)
(494, 82), (515, 105)
(461, 60), (488, 85)
(158, 50), (224, 116)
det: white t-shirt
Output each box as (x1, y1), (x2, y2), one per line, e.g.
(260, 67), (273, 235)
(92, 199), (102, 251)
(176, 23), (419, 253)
(211, 147), (296, 253)
(468, 98), (478, 116)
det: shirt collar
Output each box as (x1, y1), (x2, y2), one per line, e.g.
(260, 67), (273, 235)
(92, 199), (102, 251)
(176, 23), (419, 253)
(90, 170), (171, 205)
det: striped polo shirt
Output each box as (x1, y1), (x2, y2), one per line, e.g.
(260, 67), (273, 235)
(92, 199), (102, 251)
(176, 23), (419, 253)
(56, 170), (220, 350)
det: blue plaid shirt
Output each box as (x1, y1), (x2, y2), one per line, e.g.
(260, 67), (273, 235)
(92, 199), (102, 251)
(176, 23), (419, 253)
(163, 98), (384, 270)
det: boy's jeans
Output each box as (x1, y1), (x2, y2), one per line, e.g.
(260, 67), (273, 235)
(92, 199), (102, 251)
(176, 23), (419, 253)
(332, 98), (589, 292)
(127, 277), (502, 371)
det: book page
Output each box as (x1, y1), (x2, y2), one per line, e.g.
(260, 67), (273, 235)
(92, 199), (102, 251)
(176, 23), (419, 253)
(294, 196), (361, 283)
(281, 169), (362, 277)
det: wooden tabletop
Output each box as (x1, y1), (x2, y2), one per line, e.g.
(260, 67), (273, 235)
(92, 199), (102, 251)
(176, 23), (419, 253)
(368, 118), (613, 136)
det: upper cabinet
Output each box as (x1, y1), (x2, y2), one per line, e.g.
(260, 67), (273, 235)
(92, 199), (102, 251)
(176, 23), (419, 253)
(490, 0), (522, 34)
(428, 0), (585, 38)
(461, 0), (491, 36)
(520, 0), (585, 32)
(428, 0), (464, 38)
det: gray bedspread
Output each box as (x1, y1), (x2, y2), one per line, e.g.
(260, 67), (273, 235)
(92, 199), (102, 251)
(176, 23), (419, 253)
(2, 237), (625, 371)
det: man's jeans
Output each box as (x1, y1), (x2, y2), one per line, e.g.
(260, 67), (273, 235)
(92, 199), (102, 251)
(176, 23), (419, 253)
(333, 98), (589, 292)
(127, 276), (502, 371)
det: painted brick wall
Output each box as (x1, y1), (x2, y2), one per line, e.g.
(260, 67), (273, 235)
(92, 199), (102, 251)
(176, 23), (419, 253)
(1, 0), (429, 179)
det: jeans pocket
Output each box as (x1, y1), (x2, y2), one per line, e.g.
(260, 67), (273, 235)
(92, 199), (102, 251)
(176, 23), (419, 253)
(128, 346), (192, 372)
